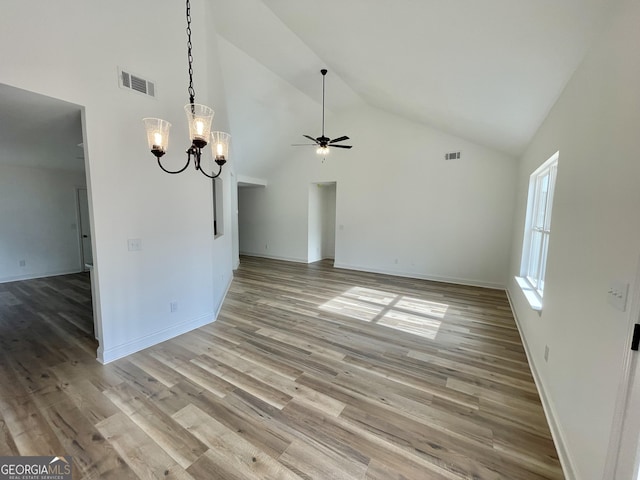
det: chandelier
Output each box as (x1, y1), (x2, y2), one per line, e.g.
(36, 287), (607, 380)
(143, 0), (230, 179)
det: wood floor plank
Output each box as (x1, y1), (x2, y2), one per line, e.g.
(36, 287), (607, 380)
(340, 402), (506, 479)
(38, 398), (126, 479)
(0, 387), (66, 458)
(154, 380), (293, 459)
(255, 327), (347, 361)
(0, 260), (564, 479)
(58, 378), (121, 425)
(279, 438), (368, 480)
(96, 412), (194, 480)
(127, 351), (185, 388)
(190, 354), (293, 409)
(0, 409), (19, 456)
(330, 371), (494, 446)
(173, 404), (302, 480)
(201, 346), (346, 417)
(149, 349), (237, 399)
(103, 382), (208, 469)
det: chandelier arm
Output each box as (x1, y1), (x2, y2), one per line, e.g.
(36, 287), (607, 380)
(157, 154), (191, 174)
(196, 162), (223, 179)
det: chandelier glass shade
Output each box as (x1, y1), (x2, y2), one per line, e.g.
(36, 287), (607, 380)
(211, 131), (231, 161)
(185, 103), (214, 148)
(142, 0), (229, 179)
(143, 118), (171, 158)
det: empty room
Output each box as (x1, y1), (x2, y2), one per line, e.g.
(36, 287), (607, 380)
(1, 0), (639, 479)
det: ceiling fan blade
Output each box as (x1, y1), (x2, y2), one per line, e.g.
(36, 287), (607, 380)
(303, 135), (320, 144)
(331, 144), (352, 149)
(329, 136), (350, 144)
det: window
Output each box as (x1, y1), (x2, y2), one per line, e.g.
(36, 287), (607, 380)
(518, 151), (558, 310)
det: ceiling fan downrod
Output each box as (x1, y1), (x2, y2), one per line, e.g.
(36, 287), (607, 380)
(321, 68), (327, 140)
(291, 68), (353, 154)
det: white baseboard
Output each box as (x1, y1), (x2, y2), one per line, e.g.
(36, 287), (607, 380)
(239, 251), (308, 264)
(237, 256), (504, 289)
(214, 272), (233, 319)
(0, 268), (84, 284)
(97, 274), (235, 365)
(505, 288), (577, 480)
(97, 313), (214, 364)
(333, 262), (505, 290)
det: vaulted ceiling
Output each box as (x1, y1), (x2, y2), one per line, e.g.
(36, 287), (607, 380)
(0, 0), (614, 175)
(214, 0), (613, 156)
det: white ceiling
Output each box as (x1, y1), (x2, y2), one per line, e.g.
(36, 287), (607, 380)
(0, 83), (84, 171)
(0, 0), (612, 173)
(215, 0), (612, 156)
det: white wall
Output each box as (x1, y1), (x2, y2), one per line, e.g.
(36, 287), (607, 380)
(506, 0), (640, 477)
(222, 24), (516, 286)
(236, 101), (517, 287)
(0, 0), (234, 363)
(321, 183), (337, 260)
(0, 165), (86, 282)
(333, 105), (518, 288)
(308, 184), (322, 263)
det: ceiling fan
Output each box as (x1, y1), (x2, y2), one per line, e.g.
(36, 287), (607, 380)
(293, 69), (352, 155)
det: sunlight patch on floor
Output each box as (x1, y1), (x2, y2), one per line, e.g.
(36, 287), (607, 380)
(319, 296), (383, 322)
(319, 286), (449, 339)
(342, 286), (396, 305)
(379, 310), (443, 339)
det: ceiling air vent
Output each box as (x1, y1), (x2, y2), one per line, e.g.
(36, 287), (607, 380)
(118, 68), (156, 98)
(445, 151), (461, 160)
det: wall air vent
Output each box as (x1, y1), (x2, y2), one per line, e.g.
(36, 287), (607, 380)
(445, 151), (461, 160)
(118, 68), (156, 98)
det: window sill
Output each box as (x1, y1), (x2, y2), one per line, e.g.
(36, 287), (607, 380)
(515, 276), (543, 312)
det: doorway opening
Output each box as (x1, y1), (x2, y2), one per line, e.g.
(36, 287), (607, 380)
(308, 182), (337, 264)
(236, 176), (268, 267)
(0, 83), (99, 352)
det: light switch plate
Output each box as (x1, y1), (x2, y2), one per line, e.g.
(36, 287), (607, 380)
(608, 281), (629, 312)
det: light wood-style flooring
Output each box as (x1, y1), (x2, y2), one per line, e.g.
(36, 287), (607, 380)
(0, 257), (564, 479)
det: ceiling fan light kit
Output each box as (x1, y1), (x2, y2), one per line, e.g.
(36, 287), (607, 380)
(293, 69), (352, 156)
(142, 0), (230, 179)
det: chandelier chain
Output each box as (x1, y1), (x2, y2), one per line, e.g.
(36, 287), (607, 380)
(143, 0), (228, 180)
(186, 0), (195, 104)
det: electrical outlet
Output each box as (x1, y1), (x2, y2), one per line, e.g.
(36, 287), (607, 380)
(544, 345), (550, 362)
(170, 302), (178, 313)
